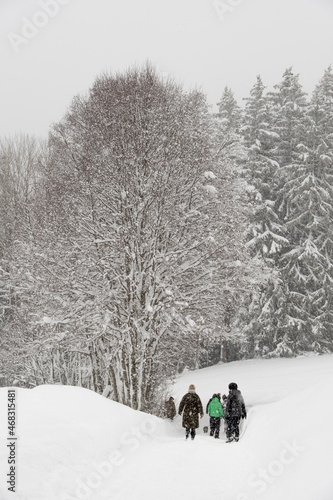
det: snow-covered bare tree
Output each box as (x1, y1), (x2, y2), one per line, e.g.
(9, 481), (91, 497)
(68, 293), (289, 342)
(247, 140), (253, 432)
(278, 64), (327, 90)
(0, 135), (45, 384)
(26, 65), (235, 410)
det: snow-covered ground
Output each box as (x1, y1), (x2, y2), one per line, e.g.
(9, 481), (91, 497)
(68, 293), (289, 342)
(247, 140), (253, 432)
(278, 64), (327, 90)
(1, 354), (333, 500)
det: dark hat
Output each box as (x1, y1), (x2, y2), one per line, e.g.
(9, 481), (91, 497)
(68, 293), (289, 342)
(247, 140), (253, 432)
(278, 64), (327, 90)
(222, 394), (227, 400)
(228, 382), (238, 390)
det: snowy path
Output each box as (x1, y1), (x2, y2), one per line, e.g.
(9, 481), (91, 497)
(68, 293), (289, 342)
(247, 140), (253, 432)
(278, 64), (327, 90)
(107, 419), (256, 500)
(1, 354), (333, 500)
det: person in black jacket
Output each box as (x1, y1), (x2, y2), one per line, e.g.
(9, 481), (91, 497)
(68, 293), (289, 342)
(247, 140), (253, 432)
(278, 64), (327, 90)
(225, 382), (246, 442)
(178, 384), (204, 440)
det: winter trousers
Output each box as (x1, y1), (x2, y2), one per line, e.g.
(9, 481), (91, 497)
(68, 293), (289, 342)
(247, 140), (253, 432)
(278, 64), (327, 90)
(209, 416), (221, 438)
(185, 427), (196, 439)
(226, 417), (240, 439)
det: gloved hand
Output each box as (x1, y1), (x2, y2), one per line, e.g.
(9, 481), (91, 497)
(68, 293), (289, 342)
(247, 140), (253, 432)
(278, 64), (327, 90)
(242, 413), (247, 419)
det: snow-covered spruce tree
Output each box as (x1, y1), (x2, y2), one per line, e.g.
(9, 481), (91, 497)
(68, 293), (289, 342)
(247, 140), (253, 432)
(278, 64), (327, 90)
(242, 76), (270, 149)
(268, 67), (308, 169)
(248, 67), (333, 356)
(271, 67), (333, 354)
(207, 93), (271, 362)
(267, 66), (308, 262)
(310, 65), (333, 138)
(237, 76), (287, 357)
(28, 66), (230, 411)
(304, 66), (333, 352)
(243, 69), (333, 358)
(242, 75), (287, 261)
(217, 86), (242, 133)
(241, 277), (292, 357)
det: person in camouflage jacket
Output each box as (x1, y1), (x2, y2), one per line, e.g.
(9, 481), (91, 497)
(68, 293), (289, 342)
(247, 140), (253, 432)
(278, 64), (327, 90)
(178, 384), (204, 440)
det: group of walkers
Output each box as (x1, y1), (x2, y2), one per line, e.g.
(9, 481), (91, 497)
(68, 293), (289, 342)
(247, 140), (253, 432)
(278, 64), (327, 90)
(164, 382), (246, 443)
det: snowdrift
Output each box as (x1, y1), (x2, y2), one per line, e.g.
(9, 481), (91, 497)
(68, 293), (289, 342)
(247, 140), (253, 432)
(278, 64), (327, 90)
(0, 354), (333, 500)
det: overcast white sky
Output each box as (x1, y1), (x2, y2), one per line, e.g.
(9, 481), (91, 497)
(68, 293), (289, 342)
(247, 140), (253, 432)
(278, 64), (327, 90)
(0, 0), (332, 137)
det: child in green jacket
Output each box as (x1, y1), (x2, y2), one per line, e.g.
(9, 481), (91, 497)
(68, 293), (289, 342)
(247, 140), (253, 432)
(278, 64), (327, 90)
(207, 393), (224, 438)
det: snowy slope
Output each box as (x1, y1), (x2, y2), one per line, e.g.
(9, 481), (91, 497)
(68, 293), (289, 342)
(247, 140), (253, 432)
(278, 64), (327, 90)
(1, 354), (333, 500)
